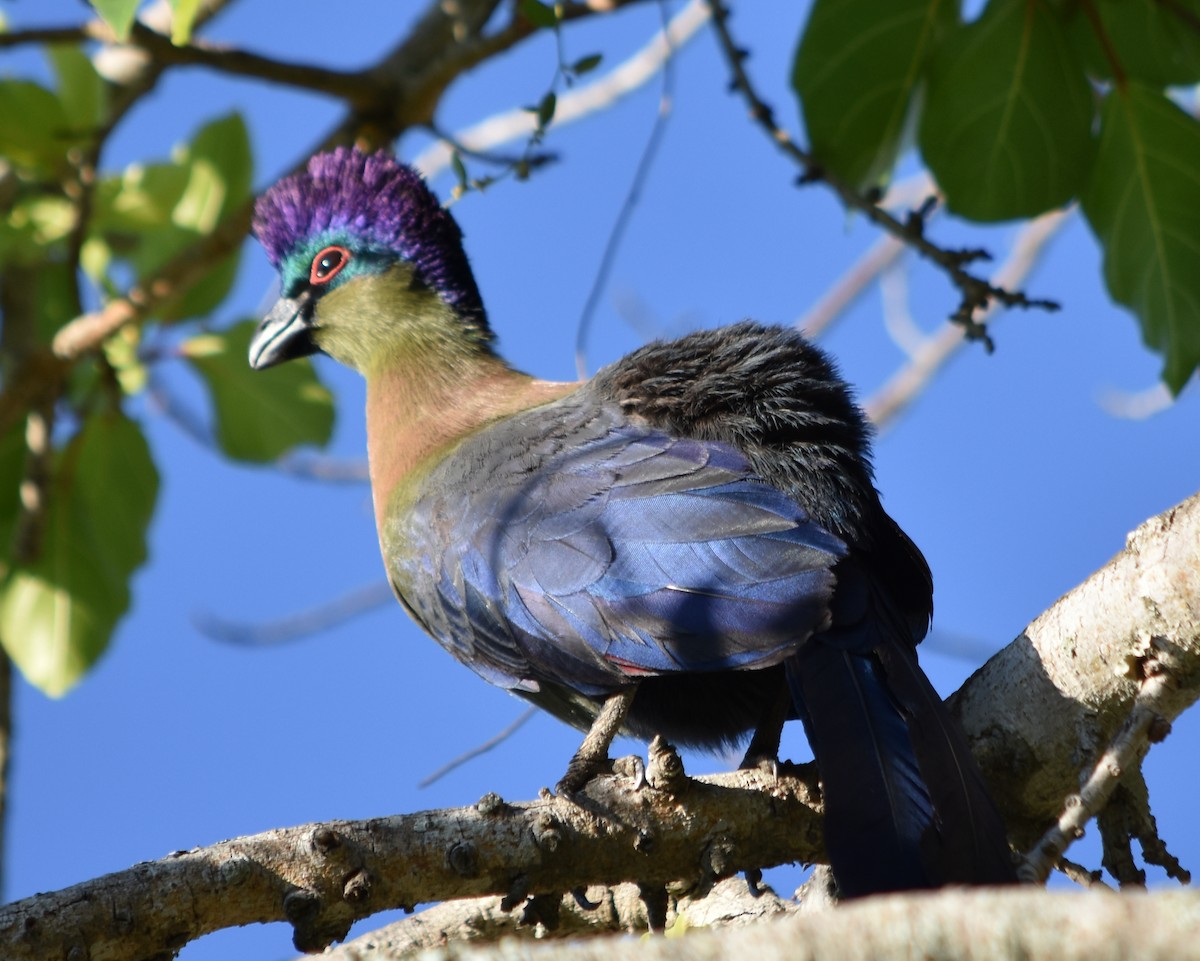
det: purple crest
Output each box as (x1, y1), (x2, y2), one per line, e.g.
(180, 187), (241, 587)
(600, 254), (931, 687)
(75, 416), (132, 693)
(252, 147), (486, 326)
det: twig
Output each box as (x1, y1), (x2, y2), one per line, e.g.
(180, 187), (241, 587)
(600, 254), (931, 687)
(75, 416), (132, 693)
(794, 173), (934, 338)
(418, 707), (539, 788)
(864, 207), (1070, 432)
(1054, 857), (1110, 890)
(194, 580), (396, 646)
(124, 22), (376, 104)
(414, 0), (710, 179)
(1097, 382), (1176, 420)
(574, 0), (676, 378)
(705, 0), (1058, 342)
(1019, 661), (1175, 885)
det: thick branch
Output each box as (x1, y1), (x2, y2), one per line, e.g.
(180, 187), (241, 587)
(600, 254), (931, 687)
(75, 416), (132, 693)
(0, 751), (824, 961)
(345, 889), (1200, 961)
(952, 491), (1200, 847)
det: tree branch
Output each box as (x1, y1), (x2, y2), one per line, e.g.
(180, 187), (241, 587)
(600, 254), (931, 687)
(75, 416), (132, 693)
(0, 746), (824, 961)
(331, 889), (1200, 961)
(952, 491), (1200, 850)
(704, 0), (1059, 343)
(5, 492), (1199, 958)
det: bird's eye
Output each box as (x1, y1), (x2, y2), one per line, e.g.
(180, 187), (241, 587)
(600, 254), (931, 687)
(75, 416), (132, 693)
(310, 245), (350, 285)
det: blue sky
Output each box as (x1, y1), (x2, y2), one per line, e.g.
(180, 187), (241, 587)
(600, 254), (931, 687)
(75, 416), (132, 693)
(3, 3), (1198, 958)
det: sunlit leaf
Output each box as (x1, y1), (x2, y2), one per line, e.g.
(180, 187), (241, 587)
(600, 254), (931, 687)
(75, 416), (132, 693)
(1081, 84), (1200, 394)
(0, 412), (159, 697)
(168, 0), (202, 45)
(90, 0), (142, 42)
(182, 319), (335, 462)
(92, 113), (253, 322)
(793, 0), (957, 190)
(919, 0), (1093, 221)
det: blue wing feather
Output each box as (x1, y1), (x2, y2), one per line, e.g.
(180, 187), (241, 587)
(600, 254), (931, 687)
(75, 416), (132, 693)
(392, 411), (847, 694)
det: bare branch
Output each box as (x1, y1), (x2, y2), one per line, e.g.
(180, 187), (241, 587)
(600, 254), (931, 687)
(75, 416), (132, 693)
(320, 877), (797, 958)
(794, 173), (934, 339)
(322, 889), (1200, 961)
(414, 0), (711, 179)
(195, 581), (396, 647)
(864, 207), (1071, 432)
(575, 1), (677, 377)
(1019, 666), (1174, 884)
(419, 707), (539, 788)
(952, 490), (1200, 855)
(704, 0), (1059, 341)
(0, 750), (824, 961)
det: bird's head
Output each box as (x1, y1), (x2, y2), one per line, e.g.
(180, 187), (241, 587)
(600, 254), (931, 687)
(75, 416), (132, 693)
(248, 147), (492, 375)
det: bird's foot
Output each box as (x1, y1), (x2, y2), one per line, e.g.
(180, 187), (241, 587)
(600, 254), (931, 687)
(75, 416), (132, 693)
(738, 751), (779, 776)
(556, 752), (646, 797)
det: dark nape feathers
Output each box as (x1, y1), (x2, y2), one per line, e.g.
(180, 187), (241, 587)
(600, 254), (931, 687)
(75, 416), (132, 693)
(252, 147), (487, 331)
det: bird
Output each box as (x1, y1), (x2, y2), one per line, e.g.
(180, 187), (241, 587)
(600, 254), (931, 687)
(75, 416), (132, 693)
(248, 146), (1016, 897)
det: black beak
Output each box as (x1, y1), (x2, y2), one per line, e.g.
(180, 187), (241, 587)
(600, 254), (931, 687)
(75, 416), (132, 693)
(248, 294), (319, 370)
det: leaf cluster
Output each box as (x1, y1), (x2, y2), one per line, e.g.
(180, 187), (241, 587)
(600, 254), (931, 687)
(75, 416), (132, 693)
(0, 33), (333, 695)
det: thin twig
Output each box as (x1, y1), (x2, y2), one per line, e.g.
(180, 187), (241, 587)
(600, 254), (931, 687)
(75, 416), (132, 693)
(705, 0), (1058, 342)
(574, 0), (676, 378)
(194, 580), (397, 647)
(418, 707), (539, 788)
(1019, 663), (1175, 885)
(794, 173), (934, 339)
(414, 0), (710, 179)
(864, 207), (1071, 432)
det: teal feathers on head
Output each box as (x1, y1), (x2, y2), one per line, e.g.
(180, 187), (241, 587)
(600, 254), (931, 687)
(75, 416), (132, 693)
(252, 147), (487, 330)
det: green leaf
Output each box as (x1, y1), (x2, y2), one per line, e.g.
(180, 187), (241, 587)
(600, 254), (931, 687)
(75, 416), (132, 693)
(92, 112), (253, 322)
(793, 0), (957, 190)
(0, 80), (69, 172)
(1067, 0), (1200, 88)
(0, 412), (159, 696)
(1081, 84), (1200, 394)
(90, 0), (142, 41)
(168, 0), (202, 45)
(47, 45), (107, 133)
(536, 91), (557, 129)
(918, 0), (1094, 221)
(519, 0), (559, 29)
(182, 319), (335, 462)
(571, 53), (603, 76)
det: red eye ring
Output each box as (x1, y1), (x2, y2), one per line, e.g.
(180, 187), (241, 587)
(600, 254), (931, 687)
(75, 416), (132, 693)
(310, 245), (350, 285)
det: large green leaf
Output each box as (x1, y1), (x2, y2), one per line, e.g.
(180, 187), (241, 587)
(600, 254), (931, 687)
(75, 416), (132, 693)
(0, 412), (159, 697)
(1081, 85), (1200, 394)
(919, 0), (1094, 221)
(47, 45), (107, 133)
(92, 112), (253, 322)
(90, 0), (141, 42)
(793, 0), (957, 190)
(1067, 0), (1200, 88)
(182, 319), (335, 463)
(0, 80), (69, 172)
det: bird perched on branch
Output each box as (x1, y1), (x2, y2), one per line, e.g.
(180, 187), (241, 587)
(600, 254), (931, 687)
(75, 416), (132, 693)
(249, 147), (1015, 897)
